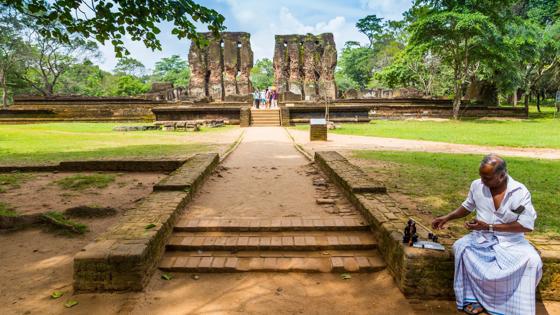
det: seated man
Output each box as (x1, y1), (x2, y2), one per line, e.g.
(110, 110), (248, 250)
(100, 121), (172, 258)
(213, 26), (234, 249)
(432, 154), (542, 315)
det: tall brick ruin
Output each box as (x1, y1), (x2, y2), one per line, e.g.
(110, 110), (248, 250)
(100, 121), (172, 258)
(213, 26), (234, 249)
(273, 33), (337, 101)
(188, 32), (253, 102)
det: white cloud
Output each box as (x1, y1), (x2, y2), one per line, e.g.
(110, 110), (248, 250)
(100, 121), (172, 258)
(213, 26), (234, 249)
(360, 0), (413, 20)
(95, 0), (412, 71)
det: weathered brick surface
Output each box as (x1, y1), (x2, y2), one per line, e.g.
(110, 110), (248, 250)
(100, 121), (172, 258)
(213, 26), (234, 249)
(315, 151), (386, 193)
(73, 153), (219, 292)
(316, 150), (560, 301)
(153, 153), (219, 192)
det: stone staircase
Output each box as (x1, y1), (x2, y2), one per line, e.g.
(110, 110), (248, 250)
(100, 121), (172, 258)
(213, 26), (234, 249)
(159, 216), (386, 273)
(250, 109), (280, 126)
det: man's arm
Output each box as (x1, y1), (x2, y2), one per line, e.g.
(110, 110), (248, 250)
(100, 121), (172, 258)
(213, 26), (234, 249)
(464, 219), (533, 233)
(432, 206), (471, 229)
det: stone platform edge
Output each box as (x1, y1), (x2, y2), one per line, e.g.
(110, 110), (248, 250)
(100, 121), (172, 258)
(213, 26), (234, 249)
(73, 153), (219, 292)
(0, 159), (187, 173)
(314, 151), (560, 301)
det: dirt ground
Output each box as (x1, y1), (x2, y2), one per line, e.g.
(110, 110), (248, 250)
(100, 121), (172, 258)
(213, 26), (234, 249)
(1, 172), (166, 216)
(0, 172), (166, 315)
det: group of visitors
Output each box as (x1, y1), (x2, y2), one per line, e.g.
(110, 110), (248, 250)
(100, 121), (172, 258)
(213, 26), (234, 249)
(253, 87), (278, 109)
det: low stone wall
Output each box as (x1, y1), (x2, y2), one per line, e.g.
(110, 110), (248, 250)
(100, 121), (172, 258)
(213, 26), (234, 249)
(286, 103), (527, 123)
(0, 159), (186, 173)
(9, 97), (168, 121)
(152, 106), (242, 125)
(315, 151), (560, 300)
(73, 153), (219, 292)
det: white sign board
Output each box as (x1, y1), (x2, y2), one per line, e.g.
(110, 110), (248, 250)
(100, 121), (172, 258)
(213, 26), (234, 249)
(310, 118), (326, 125)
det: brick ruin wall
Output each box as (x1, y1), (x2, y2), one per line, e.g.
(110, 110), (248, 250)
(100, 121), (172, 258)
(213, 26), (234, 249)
(273, 33), (337, 101)
(188, 32), (253, 102)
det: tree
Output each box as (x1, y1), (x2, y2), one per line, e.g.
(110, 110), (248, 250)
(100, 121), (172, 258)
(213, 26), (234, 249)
(111, 75), (148, 96)
(151, 55), (190, 88)
(250, 58), (273, 90)
(408, 1), (513, 118)
(338, 41), (374, 89)
(3, 0), (225, 57)
(376, 48), (453, 96)
(114, 57), (146, 78)
(356, 15), (384, 48)
(18, 32), (100, 96)
(0, 6), (29, 107)
(58, 59), (113, 96)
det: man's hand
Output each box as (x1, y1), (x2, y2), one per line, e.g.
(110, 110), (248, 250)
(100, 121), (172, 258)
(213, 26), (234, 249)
(465, 219), (489, 231)
(432, 216), (449, 230)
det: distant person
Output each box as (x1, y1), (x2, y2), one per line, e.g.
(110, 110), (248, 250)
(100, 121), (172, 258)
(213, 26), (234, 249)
(271, 89), (278, 108)
(261, 88), (268, 109)
(253, 89), (260, 109)
(268, 87), (274, 107)
(432, 154), (542, 315)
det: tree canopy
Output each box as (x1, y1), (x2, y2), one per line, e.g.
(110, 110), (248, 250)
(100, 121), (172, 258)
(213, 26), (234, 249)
(2, 0), (226, 57)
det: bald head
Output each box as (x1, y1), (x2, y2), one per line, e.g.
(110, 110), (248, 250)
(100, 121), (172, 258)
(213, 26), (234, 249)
(480, 154), (507, 175)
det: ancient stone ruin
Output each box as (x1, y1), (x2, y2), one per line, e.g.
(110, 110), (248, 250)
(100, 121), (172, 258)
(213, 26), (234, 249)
(188, 32), (253, 102)
(273, 33), (337, 101)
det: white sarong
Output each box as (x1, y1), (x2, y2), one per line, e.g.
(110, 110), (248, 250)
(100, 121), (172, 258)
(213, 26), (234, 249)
(453, 232), (542, 315)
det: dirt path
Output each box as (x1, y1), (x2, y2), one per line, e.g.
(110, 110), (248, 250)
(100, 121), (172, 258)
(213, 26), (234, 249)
(287, 128), (560, 160)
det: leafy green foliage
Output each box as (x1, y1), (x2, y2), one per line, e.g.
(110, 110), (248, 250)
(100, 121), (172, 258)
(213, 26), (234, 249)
(3, 0), (225, 57)
(338, 42), (374, 89)
(113, 57), (146, 77)
(151, 55), (190, 88)
(55, 174), (116, 191)
(111, 75), (149, 96)
(250, 58), (273, 90)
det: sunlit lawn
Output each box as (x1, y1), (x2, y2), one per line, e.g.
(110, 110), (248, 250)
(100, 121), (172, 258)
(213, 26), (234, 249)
(294, 106), (560, 148)
(353, 150), (560, 236)
(0, 122), (235, 165)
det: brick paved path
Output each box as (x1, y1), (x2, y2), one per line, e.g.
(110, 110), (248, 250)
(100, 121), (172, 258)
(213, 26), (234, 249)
(159, 127), (386, 272)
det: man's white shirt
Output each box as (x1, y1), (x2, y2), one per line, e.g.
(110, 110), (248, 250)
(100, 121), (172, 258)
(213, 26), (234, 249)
(461, 175), (537, 248)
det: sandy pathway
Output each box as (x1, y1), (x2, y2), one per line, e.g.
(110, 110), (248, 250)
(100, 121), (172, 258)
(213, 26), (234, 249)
(188, 127), (357, 218)
(287, 128), (560, 160)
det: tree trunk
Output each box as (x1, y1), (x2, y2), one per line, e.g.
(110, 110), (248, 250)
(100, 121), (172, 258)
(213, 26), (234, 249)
(1, 70), (7, 109)
(536, 92), (541, 112)
(513, 88), (517, 107)
(452, 79), (461, 120)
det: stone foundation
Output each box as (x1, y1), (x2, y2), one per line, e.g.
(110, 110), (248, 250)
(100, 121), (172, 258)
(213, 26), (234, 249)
(0, 159), (186, 172)
(73, 153), (219, 292)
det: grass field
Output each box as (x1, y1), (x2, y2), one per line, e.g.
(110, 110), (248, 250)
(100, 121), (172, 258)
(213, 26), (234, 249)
(353, 151), (560, 235)
(0, 123), (234, 165)
(295, 106), (560, 148)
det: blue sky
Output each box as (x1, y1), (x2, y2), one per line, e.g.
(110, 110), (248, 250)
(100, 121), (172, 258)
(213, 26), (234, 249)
(96, 0), (413, 72)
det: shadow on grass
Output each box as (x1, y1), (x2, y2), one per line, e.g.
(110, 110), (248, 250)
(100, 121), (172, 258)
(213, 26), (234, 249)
(0, 143), (216, 166)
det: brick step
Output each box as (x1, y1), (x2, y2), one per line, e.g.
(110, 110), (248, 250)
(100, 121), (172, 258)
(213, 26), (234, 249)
(175, 217), (368, 232)
(166, 232), (377, 251)
(159, 250), (386, 273)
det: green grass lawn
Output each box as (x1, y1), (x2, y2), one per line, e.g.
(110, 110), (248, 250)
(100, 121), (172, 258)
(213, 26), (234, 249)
(295, 106), (560, 148)
(0, 123), (235, 165)
(353, 151), (560, 236)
